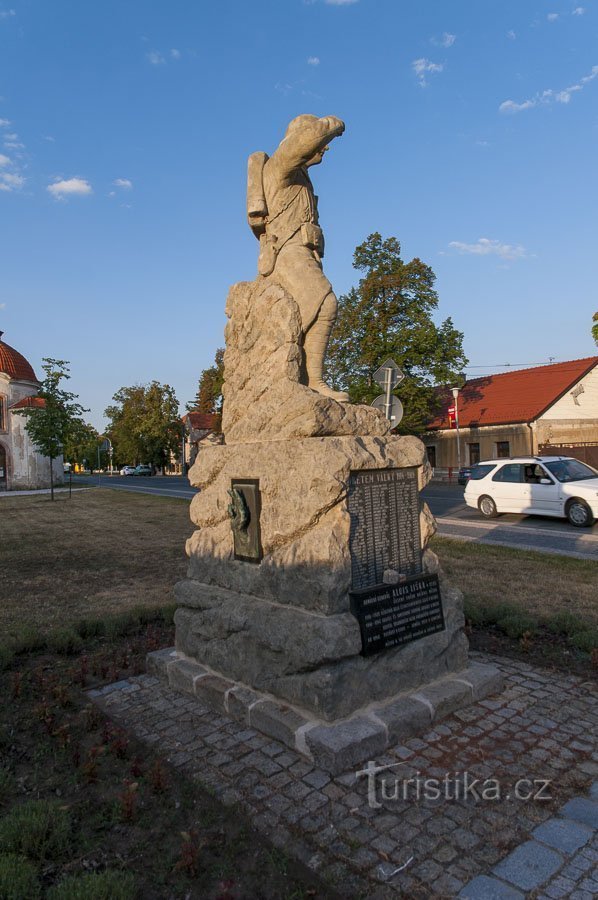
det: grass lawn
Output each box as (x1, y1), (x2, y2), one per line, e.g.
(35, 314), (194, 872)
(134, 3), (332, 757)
(432, 536), (598, 673)
(0, 489), (335, 899)
(0, 489), (193, 635)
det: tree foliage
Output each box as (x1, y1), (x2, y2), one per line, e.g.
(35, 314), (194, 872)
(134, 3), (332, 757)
(326, 233), (468, 433)
(187, 348), (225, 415)
(62, 419), (101, 470)
(104, 381), (181, 471)
(592, 312), (598, 346)
(14, 358), (87, 499)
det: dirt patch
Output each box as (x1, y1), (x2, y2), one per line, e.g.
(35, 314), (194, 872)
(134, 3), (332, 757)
(0, 490), (193, 633)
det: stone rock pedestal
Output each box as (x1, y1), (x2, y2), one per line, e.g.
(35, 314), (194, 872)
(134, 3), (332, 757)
(161, 278), (503, 773)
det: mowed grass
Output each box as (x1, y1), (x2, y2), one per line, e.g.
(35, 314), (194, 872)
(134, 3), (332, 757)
(432, 536), (598, 628)
(0, 490), (193, 635)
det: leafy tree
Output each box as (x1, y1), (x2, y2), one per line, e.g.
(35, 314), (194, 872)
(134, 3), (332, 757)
(14, 358), (87, 500)
(62, 419), (101, 471)
(105, 381), (181, 472)
(326, 233), (468, 433)
(592, 312), (598, 346)
(187, 348), (225, 415)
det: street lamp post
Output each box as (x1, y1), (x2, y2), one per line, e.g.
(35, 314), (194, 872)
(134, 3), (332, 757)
(452, 386), (462, 476)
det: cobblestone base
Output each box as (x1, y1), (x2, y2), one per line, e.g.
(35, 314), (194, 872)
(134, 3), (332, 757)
(89, 653), (597, 897)
(147, 647), (503, 774)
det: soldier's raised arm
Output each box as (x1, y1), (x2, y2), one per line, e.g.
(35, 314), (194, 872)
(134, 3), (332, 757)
(272, 115), (345, 174)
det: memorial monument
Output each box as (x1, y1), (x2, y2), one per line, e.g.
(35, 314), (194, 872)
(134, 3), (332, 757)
(149, 115), (502, 773)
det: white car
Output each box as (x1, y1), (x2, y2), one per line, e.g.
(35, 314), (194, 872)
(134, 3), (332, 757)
(120, 465), (136, 476)
(464, 456), (598, 527)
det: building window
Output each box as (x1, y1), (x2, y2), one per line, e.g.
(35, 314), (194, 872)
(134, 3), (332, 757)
(496, 441), (510, 458)
(468, 443), (480, 465)
(426, 446), (436, 468)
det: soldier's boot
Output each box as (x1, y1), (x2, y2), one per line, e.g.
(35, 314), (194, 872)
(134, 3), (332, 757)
(304, 291), (349, 403)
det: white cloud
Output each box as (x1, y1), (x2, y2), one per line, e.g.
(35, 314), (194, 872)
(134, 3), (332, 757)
(113, 178), (133, 189)
(547, 13), (559, 22)
(0, 172), (24, 192)
(449, 238), (528, 261)
(43, 135), (55, 142)
(412, 57), (443, 86)
(147, 50), (165, 65)
(441, 32), (456, 47)
(500, 65), (598, 113)
(324, 0), (359, 5)
(170, 48), (181, 60)
(0, 118), (10, 127)
(573, 7), (585, 15)
(507, 30), (516, 40)
(0, 9), (16, 20)
(0, 153), (9, 166)
(307, 56), (320, 66)
(47, 177), (93, 199)
(0, 302), (6, 309)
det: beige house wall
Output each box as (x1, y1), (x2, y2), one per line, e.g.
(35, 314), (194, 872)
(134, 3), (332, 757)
(540, 364), (598, 421)
(422, 423), (532, 468)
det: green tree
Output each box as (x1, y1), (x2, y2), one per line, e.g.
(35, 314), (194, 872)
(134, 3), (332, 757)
(62, 419), (101, 471)
(326, 233), (468, 433)
(14, 358), (87, 500)
(105, 381), (181, 472)
(187, 348), (225, 415)
(592, 312), (598, 346)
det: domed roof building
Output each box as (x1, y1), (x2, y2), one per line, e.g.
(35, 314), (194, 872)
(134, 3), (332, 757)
(0, 332), (63, 491)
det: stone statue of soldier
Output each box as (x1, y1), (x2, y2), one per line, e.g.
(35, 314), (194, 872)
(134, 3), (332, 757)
(247, 114), (349, 403)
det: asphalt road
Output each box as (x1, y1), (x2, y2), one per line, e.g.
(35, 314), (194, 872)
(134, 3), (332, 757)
(70, 474), (598, 560)
(423, 482), (598, 561)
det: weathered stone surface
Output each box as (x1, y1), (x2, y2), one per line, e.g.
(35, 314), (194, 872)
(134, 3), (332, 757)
(305, 716), (387, 775)
(373, 696), (432, 744)
(174, 579), (468, 721)
(186, 435), (429, 614)
(226, 686), (260, 722)
(250, 701), (310, 746)
(451, 664), (504, 701)
(167, 657), (208, 695)
(146, 647), (177, 679)
(193, 674), (234, 712)
(416, 678), (472, 721)
(221, 280), (390, 443)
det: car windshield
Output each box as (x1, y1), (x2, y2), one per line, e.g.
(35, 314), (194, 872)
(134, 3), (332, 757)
(469, 464), (497, 480)
(544, 459), (598, 483)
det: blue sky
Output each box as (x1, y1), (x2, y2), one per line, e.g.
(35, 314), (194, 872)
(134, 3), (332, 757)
(1, 0), (597, 431)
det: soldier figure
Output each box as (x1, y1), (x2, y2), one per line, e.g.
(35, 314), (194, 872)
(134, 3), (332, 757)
(247, 115), (349, 403)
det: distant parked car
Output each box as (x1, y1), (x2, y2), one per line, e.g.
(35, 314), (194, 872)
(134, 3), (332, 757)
(134, 465), (152, 477)
(120, 466), (136, 476)
(464, 456), (598, 527)
(458, 466), (472, 485)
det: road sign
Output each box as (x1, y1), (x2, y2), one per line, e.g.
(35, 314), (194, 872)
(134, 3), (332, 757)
(372, 358), (405, 390)
(371, 394), (404, 428)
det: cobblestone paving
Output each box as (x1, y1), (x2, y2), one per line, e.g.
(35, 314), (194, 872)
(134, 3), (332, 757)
(90, 653), (598, 898)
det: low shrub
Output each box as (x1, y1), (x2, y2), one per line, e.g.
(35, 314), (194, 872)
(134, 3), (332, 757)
(0, 647), (14, 673)
(0, 770), (15, 806)
(47, 869), (137, 900)
(46, 629), (84, 656)
(6, 626), (45, 655)
(546, 611), (581, 637)
(75, 618), (105, 640)
(0, 800), (71, 861)
(495, 611), (537, 640)
(0, 853), (40, 900)
(569, 628), (598, 654)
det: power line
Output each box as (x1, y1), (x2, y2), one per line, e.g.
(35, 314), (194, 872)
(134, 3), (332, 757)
(463, 360), (558, 369)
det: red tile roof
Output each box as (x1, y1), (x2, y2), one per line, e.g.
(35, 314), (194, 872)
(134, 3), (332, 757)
(183, 412), (219, 431)
(9, 395), (46, 410)
(427, 357), (598, 430)
(0, 337), (38, 383)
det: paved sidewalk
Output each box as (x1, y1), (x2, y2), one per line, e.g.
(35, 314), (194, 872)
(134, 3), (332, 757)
(90, 653), (597, 898)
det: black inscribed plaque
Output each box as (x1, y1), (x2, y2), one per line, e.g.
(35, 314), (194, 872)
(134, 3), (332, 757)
(347, 467), (422, 590)
(350, 574), (445, 656)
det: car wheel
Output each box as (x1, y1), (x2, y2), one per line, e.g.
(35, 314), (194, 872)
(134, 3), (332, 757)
(566, 499), (594, 528)
(478, 495), (498, 519)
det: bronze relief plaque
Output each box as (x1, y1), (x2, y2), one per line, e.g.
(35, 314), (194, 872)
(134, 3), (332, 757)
(227, 478), (263, 563)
